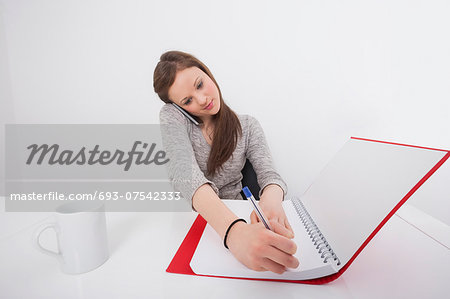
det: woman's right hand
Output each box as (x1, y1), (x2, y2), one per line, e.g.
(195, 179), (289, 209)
(225, 220), (299, 274)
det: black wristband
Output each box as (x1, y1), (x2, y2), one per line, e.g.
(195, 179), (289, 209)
(223, 218), (247, 249)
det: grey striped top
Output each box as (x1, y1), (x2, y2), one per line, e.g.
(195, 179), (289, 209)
(159, 103), (287, 210)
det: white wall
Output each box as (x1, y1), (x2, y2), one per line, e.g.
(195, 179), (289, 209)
(1, 0), (449, 225)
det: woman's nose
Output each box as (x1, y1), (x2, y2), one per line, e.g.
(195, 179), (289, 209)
(197, 96), (207, 106)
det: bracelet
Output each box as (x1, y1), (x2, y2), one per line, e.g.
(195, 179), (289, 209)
(224, 218), (247, 249)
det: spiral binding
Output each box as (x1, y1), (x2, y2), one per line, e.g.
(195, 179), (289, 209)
(291, 198), (341, 266)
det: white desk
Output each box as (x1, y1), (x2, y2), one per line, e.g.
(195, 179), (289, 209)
(0, 203), (449, 299)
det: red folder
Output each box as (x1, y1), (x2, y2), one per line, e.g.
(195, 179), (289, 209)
(166, 137), (450, 284)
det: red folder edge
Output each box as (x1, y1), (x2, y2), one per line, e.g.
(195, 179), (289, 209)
(166, 138), (450, 284)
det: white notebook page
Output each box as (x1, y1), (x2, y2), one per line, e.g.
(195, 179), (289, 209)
(190, 200), (337, 280)
(300, 139), (447, 268)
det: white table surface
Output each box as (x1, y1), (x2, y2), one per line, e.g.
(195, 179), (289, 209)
(0, 202), (449, 299)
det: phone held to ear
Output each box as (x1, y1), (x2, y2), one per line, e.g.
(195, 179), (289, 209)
(172, 103), (200, 126)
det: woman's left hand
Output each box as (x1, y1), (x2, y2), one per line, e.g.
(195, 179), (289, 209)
(250, 184), (294, 238)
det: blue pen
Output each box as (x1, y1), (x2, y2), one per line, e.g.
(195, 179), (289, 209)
(242, 186), (273, 231)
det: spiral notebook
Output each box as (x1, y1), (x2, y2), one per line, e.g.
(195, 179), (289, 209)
(167, 137), (450, 284)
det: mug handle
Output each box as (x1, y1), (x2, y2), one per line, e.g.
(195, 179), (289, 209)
(33, 222), (61, 257)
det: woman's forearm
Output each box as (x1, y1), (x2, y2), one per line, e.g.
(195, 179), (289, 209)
(192, 183), (239, 240)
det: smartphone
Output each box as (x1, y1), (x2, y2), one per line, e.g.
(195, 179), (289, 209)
(172, 103), (200, 125)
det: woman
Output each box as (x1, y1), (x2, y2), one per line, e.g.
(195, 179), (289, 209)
(153, 50), (299, 274)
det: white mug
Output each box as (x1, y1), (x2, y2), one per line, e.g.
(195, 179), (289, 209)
(33, 201), (109, 274)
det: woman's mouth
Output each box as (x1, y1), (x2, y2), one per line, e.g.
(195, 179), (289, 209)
(204, 100), (214, 110)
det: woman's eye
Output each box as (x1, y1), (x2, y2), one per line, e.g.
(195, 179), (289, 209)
(184, 98), (192, 105)
(197, 81), (203, 89)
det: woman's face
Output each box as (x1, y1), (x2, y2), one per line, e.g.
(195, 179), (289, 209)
(168, 67), (221, 122)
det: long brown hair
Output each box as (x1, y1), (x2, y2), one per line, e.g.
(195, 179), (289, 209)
(153, 50), (242, 176)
